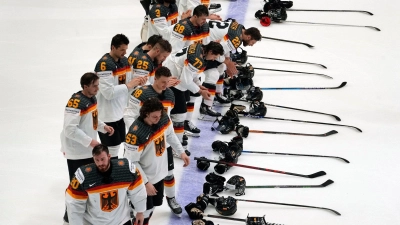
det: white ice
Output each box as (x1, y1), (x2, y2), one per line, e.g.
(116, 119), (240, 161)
(0, 0), (399, 224)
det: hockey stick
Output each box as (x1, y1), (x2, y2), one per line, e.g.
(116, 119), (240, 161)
(262, 36), (314, 48)
(253, 67), (332, 79)
(208, 196), (341, 216)
(287, 9), (373, 16)
(242, 150), (349, 163)
(248, 55), (327, 69)
(264, 102), (341, 121)
(205, 214), (282, 225)
(248, 129), (338, 137)
(260, 81), (347, 90)
(194, 157), (326, 178)
(234, 198), (341, 216)
(284, 20), (380, 31)
(242, 114), (362, 132)
(246, 179), (334, 188)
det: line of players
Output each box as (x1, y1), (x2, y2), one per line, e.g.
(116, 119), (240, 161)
(61, 2), (262, 225)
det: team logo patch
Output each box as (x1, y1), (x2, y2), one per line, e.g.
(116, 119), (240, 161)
(133, 125), (138, 131)
(182, 21), (187, 24)
(100, 190), (119, 212)
(74, 94), (80, 98)
(134, 51), (139, 56)
(142, 55), (147, 60)
(85, 167), (92, 173)
(92, 109), (98, 130)
(102, 56), (108, 60)
(142, 86), (148, 89)
(118, 160), (125, 166)
(154, 135), (166, 157)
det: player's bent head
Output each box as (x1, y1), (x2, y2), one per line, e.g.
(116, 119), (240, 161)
(147, 35), (163, 48)
(111, 33), (129, 50)
(80, 72), (99, 89)
(140, 98), (165, 122)
(92, 144), (110, 156)
(204, 41), (224, 56)
(155, 66), (172, 79)
(154, 39), (172, 53)
(245, 27), (262, 41)
(193, 5), (209, 17)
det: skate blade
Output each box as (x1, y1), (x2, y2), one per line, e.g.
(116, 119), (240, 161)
(209, 8), (222, 14)
(184, 131), (200, 137)
(198, 114), (219, 121)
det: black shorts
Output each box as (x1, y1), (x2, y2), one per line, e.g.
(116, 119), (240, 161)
(146, 179), (164, 209)
(167, 147), (174, 171)
(170, 87), (190, 114)
(98, 118), (126, 146)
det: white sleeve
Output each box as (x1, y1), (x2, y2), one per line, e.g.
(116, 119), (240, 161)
(186, 0), (201, 12)
(180, 63), (201, 93)
(124, 95), (142, 127)
(124, 143), (149, 184)
(166, 121), (185, 155)
(170, 30), (186, 54)
(97, 71), (129, 100)
(63, 108), (92, 147)
(97, 120), (107, 133)
(152, 17), (172, 38)
(65, 169), (87, 225)
(127, 160), (147, 213)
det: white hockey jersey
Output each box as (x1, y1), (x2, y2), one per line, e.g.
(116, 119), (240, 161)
(94, 54), (133, 122)
(147, 3), (179, 40)
(60, 91), (107, 160)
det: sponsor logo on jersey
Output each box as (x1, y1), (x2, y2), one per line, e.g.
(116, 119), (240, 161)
(101, 190), (119, 212)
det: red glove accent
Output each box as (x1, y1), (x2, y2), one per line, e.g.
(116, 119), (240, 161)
(260, 16), (271, 26)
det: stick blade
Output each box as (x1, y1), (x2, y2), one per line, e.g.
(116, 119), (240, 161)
(325, 130), (338, 136)
(321, 179), (334, 187)
(308, 171), (326, 178)
(340, 157), (350, 163)
(305, 44), (314, 48)
(366, 26), (380, 31)
(319, 64), (327, 69)
(337, 82), (347, 88)
(332, 115), (341, 121)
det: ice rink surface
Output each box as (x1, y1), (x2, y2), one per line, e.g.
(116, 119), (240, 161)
(0, 0), (400, 224)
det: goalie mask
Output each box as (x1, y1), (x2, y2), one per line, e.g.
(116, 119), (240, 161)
(226, 175), (246, 196)
(215, 196), (238, 216)
(249, 101), (267, 117)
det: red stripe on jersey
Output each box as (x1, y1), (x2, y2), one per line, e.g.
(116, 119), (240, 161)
(80, 103), (97, 115)
(67, 186), (88, 200)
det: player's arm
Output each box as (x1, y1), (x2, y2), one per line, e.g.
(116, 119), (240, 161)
(123, 132), (149, 184)
(95, 60), (128, 100)
(124, 88), (144, 128)
(170, 23), (189, 54)
(165, 120), (189, 166)
(65, 169), (88, 225)
(127, 160), (147, 214)
(179, 59), (202, 94)
(63, 99), (93, 147)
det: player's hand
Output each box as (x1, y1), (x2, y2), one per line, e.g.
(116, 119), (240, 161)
(180, 153), (190, 167)
(145, 182), (157, 196)
(181, 10), (192, 20)
(200, 89), (211, 100)
(208, 14), (222, 21)
(127, 76), (147, 89)
(89, 139), (100, 148)
(225, 61), (238, 78)
(104, 125), (114, 136)
(134, 212), (144, 225)
(167, 77), (180, 87)
(199, 85), (208, 90)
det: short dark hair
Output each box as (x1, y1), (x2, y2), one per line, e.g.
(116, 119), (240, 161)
(193, 5), (209, 17)
(147, 35), (163, 47)
(139, 97), (165, 118)
(80, 72), (99, 89)
(244, 27), (262, 41)
(155, 66), (172, 79)
(92, 144), (109, 156)
(111, 34), (129, 50)
(154, 39), (172, 53)
(203, 41), (224, 56)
